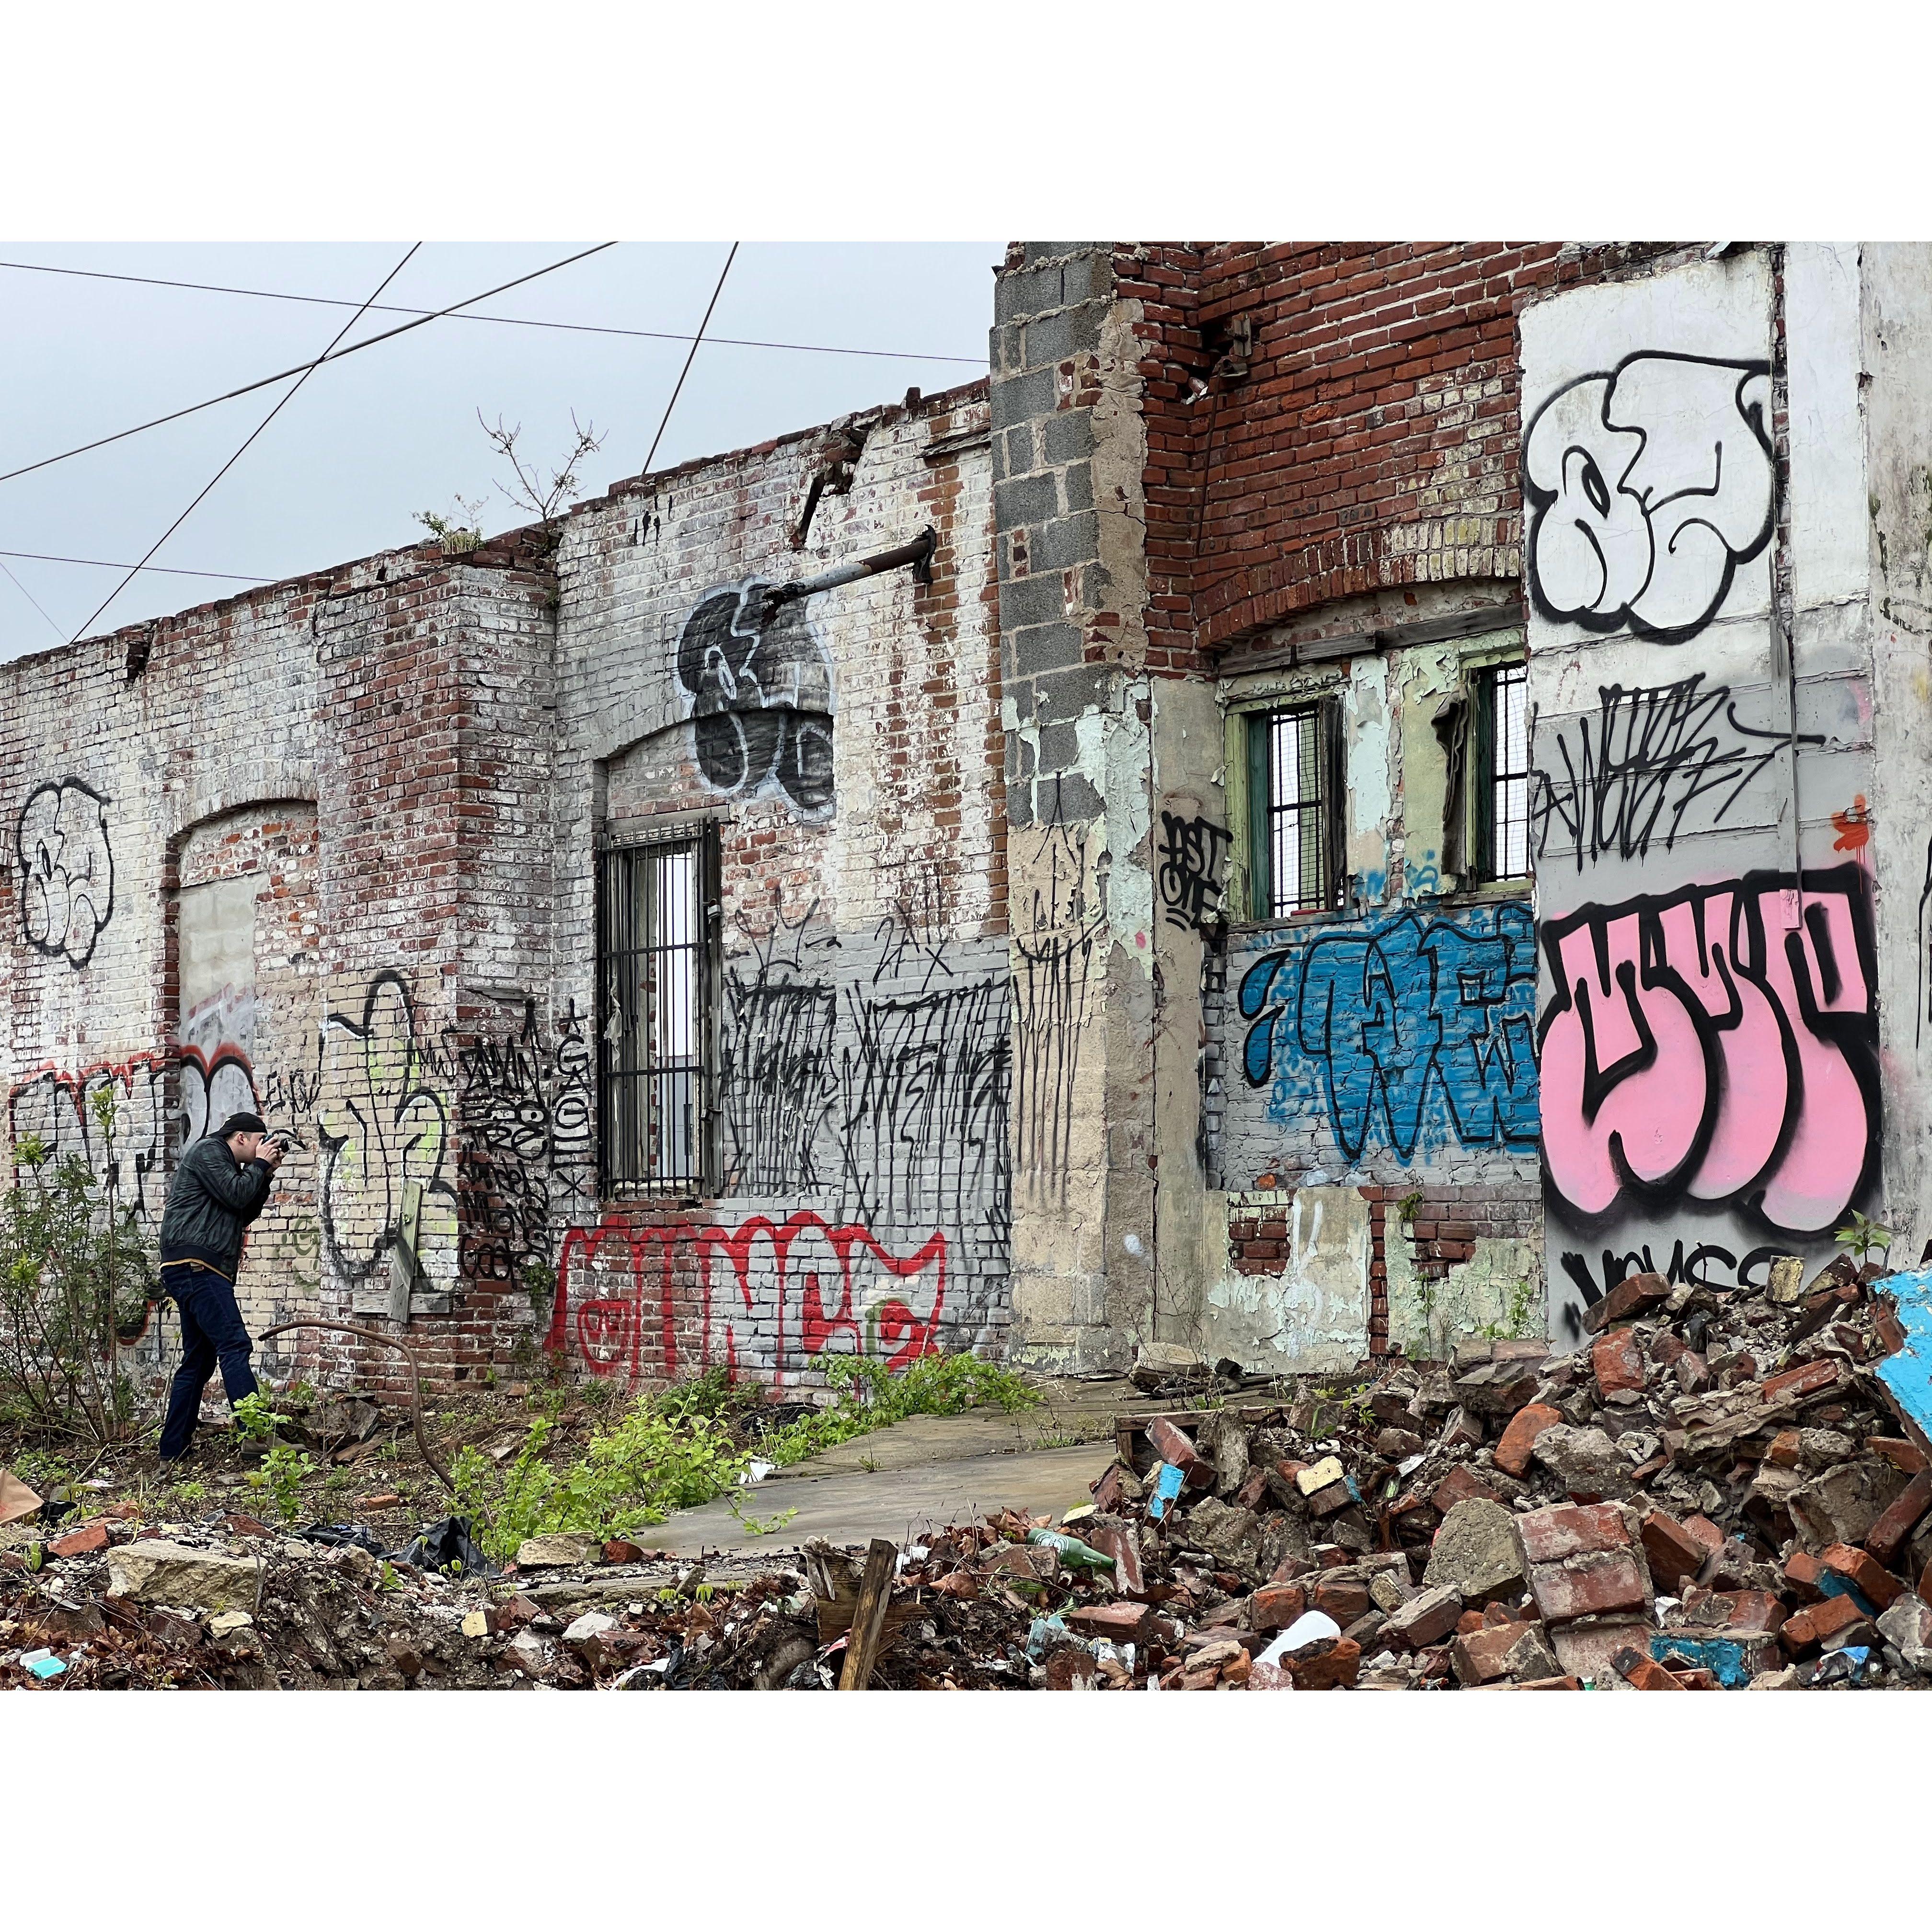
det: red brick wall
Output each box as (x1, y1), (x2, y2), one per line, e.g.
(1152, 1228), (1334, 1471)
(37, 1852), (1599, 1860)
(1116, 242), (1689, 671)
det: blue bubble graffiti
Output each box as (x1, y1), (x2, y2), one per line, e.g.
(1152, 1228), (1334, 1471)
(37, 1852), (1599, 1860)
(1236, 904), (1540, 1162)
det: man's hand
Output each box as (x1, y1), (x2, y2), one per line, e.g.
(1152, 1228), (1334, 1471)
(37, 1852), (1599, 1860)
(259, 1136), (288, 1172)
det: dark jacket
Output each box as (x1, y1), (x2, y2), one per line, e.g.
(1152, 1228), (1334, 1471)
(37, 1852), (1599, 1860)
(158, 1135), (275, 1281)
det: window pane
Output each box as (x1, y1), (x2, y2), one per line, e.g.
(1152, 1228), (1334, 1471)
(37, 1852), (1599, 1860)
(601, 835), (708, 1193)
(1266, 706), (1326, 916)
(1489, 663), (1530, 880)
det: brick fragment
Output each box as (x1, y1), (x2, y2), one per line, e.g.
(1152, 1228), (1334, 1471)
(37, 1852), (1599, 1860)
(1639, 1509), (1707, 1589)
(1582, 1271), (1668, 1334)
(1250, 1583), (1307, 1632)
(48, 1521), (108, 1558)
(1431, 1465), (1498, 1514)
(1591, 1327), (1646, 1403)
(1493, 1402), (1562, 1478)
(1780, 1592), (1868, 1656)
(1514, 1501), (1633, 1566)
(1148, 1416), (1211, 1488)
(1818, 1542), (1904, 1611)
(1863, 1470), (1932, 1565)
(1285, 1636), (1360, 1690)
(1613, 1646), (1685, 1690)
(1450, 1619), (1537, 1686)
(1760, 1358), (1840, 1403)
(1062, 1601), (1152, 1642)
(1782, 1549), (1826, 1602)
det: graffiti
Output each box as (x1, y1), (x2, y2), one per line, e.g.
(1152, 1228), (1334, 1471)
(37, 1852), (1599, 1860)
(678, 581), (835, 814)
(1530, 675), (1819, 872)
(838, 977), (1010, 1230)
(546, 1211), (946, 1385)
(180, 1046), (260, 1147)
(1556, 1236), (1790, 1333)
(1156, 810), (1232, 933)
(9, 1053), (168, 1219)
(1538, 865), (1878, 1239)
(316, 972), (457, 1286)
(1237, 904), (1539, 1163)
(721, 969), (838, 1195)
(1830, 794), (1870, 852)
(451, 998), (593, 1283)
(1013, 802), (1103, 1182)
(16, 778), (114, 967)
(1920, 834), (1932, 1050)
(1524, 352), (1774, 644)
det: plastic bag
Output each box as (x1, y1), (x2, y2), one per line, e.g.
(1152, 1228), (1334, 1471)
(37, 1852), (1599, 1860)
(393, 1516), (495, 1577)
(299, 1522), (389, 1557)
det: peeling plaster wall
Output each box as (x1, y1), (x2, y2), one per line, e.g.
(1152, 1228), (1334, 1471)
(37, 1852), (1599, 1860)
(1207, 1185), (1371, 1373)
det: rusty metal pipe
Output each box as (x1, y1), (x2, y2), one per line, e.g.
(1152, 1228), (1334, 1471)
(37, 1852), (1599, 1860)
(760, 526), (935, 611)
(258, 1318), (456, 1497)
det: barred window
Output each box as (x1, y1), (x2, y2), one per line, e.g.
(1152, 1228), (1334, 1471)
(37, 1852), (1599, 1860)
(1474, 660), (1530, 881)
(1247, 701), (1344, 918)
(598, 830), (716, 1196)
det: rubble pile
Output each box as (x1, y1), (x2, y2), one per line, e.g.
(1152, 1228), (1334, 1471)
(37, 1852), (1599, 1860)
(5, 1257), (1928, 1690)
(964, 1256), (1932, 1689)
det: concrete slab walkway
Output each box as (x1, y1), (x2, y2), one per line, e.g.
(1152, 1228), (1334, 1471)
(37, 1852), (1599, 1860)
(632, 1375), (1167, 1556)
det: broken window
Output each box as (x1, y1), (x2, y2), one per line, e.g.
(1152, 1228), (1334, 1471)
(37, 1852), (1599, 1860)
(1247, 701), (1344, 918)
(597, 828), (718, 1196)
(1472, 658), (1530, 881)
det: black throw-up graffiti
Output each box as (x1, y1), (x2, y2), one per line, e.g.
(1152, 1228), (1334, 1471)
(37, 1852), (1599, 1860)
(678, 583), (835, 815)
(1524, 352), (1775, 645)
(16, 777), (114, 967)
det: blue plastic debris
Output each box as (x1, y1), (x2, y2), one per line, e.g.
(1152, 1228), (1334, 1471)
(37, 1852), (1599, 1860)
(1648, 1633), (1755, 1688)
(1147, 1462), (1185, 1520)
(20, 1648), (66, 1681)
(1876, 1269), (1932, 1442)
(1026, 1615), (1070, 1661)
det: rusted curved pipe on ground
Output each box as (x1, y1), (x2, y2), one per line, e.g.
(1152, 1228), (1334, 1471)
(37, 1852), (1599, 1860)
(258, 1318), (455, 1497)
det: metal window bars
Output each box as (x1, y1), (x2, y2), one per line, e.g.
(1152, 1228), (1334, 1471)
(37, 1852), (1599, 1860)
(598, 831), (715, 1196)
(1488, 660), (1530, 879)
(1267, 704), (1330, 916)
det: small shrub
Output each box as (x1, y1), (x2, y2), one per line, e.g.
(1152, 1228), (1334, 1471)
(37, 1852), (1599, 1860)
(231, 1391), (281, 1444)
(251, 1442), (317, 1522)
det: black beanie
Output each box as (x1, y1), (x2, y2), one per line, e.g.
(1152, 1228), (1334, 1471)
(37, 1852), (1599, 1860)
(218, 1112), (268, 1139)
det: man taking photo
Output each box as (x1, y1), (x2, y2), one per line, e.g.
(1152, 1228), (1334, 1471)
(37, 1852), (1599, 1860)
(156, 1111), (286, 1464)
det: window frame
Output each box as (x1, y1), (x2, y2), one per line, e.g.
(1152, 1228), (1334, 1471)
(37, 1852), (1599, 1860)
(1240, 696), (1346, 922)
(596, 823), (721, 1201)
(1469, 655), (1531, 886)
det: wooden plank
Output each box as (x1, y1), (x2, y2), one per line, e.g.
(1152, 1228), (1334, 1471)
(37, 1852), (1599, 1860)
(838, 1538), (897, 1690)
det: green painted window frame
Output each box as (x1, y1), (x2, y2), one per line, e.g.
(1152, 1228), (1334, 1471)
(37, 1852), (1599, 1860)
(1226, 695), (1346, 921)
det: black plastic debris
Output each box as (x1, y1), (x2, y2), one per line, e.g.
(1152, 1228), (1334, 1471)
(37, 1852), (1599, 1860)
(299, 1522), (390, 1557)
(392, 1516), (495, 1577)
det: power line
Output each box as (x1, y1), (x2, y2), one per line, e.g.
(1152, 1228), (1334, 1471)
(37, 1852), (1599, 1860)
(0, 558), (64, 641)
(0, 546), (270, 583)
(0, 256), (983, 366)
(644, 243), (737, 478)
(0, 242), (618, 493)
(69, 245), (422, 643)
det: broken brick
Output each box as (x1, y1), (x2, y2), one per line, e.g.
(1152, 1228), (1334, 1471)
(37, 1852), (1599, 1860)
(1613, 1646), (1686, 1690)
(1383, 1584), (1462, 1649)
(1514, 1501), (1635, 1566)
(1148, 1417), (1212, 1489)
(1312, 1578), (1371, 1623)
(48, 1521), (108, 1558)
(1639, 1509), (1707, 1589)
(1591, 1328), (1646, 1403)
(1582, 1271), (1669, 1334)
(1780, 1592), (1869, 1657)
(1062, 1601), (1152, 1643)
(1818, 1542), (1905, 1611)
(1528, 1551), (1651, 1623)
(1250, 1583), (1308, 1632)
(1863, 1470), (1932, 1565)
(1494, 1403), (1564, 1478)
(1783, 1549), (1827, 1603)
(1865, 1437), (1929, 1477)
(1450, 1620), (1537, 1686)
(1285, 1635), (1360, 1690)
(1431, 1466), (1499, 1514)
(1760, 1358), (1841, 1403)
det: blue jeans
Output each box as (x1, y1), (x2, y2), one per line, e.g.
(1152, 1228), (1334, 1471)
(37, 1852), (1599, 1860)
(158, 1264), (258, 1460)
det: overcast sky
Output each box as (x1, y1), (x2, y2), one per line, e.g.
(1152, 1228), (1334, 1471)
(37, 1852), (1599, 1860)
(0, 242), (1000, 660)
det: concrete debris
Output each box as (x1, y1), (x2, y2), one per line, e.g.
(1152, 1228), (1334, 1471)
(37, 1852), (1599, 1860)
(7, 1255), (1929, 1691)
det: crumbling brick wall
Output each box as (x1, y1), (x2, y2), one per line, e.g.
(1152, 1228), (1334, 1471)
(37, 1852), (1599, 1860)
(541, 381), (1012, 1391)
